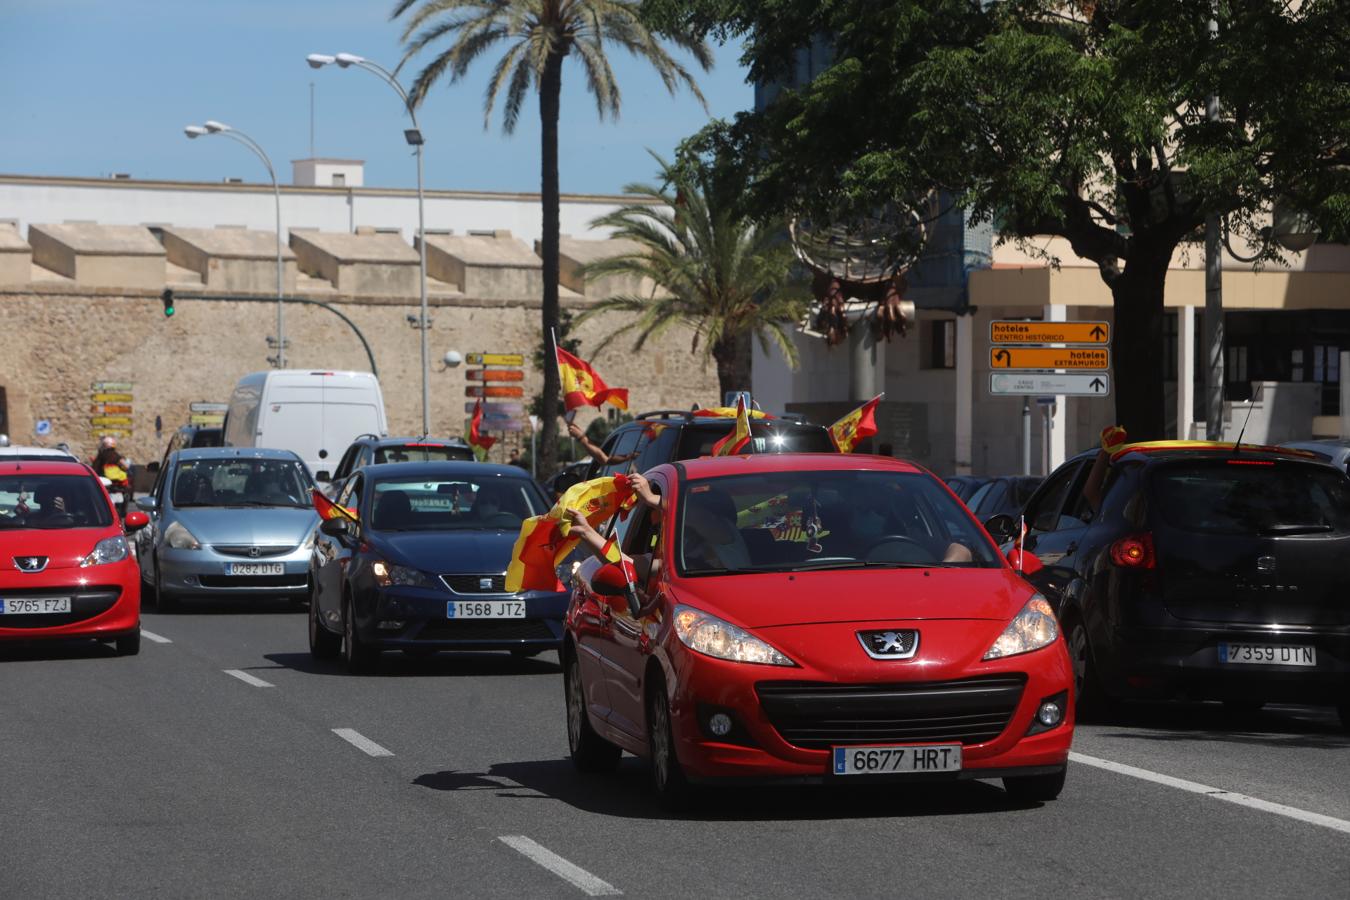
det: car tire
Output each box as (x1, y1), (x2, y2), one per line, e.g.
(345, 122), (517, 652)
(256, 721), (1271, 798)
(342, 594), (377, 675)
(565, 651), (621, 774)
(114, 628), (141, 657)
(308, 585), (341, 661)
(153, 564), (176, 614)
(1003, 767), (1066, 802)
(646, 673), (694, 811)
(1067, 618), (1110, 721)
(1337, 698), (1350, 733)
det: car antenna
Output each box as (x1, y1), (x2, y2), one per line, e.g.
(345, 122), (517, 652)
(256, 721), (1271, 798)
(1232, 385), (1262, 455)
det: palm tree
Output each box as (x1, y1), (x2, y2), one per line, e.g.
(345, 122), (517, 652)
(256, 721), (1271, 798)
(391, 0), (711, 474)
(576, 154), (806, 398)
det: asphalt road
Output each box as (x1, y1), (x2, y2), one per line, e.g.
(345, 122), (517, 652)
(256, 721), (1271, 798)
(3, 600), (1347, 899)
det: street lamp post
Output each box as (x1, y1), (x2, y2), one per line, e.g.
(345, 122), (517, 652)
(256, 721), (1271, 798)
(308, 52), (431, 437)
(184, 121), (286, 368)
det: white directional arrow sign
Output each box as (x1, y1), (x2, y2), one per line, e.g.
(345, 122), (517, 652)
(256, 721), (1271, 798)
(989, 372), (1110, 398)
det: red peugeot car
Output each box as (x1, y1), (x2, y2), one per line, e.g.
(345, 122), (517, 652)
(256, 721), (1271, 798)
(0, 460), (148, 654)
(563, 454), (1072, 807)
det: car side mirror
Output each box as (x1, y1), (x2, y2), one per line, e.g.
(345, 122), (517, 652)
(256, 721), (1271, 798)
(319, 517), (350, 538)
(315, 470), (331, 483)
(135, 496), (158, 512)
(591, 562), (641, 617)
(1007, 548), (1044, 575)
(124, 510), (150, 531)
(983, 514), (1017, 542)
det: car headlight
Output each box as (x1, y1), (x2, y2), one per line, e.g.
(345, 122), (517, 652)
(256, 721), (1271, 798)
(983, 594), (1059, 660)
(164, 521), (201, 550)
(672, 604), (794, 666)
(372, 561), (435, 588)
(81, 535), (128, 567)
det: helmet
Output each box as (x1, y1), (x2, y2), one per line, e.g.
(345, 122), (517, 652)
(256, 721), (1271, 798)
(100, 435), (117, 449)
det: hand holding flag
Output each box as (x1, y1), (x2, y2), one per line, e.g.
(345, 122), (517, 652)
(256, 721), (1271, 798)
(829, 394), (883, 453)
(504, 474), (637, 592)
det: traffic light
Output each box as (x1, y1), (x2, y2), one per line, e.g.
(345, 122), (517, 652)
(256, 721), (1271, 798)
(161, 288), (175, 317)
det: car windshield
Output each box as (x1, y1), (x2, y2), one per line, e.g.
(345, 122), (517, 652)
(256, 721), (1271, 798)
(676, 470), (1002, 575)
(677, 422), (836, 457)
(172, 458), (311, 508)
(367, 476), (546, 532)
(374, 444), (473, 464)
(1151, 460), (1350, 536)
(0, 474), (112, 529)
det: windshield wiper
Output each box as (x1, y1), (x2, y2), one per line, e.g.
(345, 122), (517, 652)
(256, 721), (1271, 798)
(1260, 523), (1334, 535)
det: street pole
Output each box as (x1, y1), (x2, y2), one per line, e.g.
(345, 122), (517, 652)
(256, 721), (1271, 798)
(1022, 397), (1031, 476)
(1203, 3), (1224, 439)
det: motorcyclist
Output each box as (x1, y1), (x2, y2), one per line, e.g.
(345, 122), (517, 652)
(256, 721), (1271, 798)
(91, 435), (131, 517)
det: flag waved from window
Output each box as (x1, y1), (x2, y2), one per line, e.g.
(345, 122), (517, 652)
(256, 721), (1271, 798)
(829, 394), (883, 453)
(557, 347), (629, 412)
(504, 474), (636, 592)
(710, 394), (752, 456)
(312, 488), (358, 522)
(465, 398), (497, 461)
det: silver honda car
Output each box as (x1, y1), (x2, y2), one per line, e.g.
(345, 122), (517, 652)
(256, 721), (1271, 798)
(135, 448), (318, 611)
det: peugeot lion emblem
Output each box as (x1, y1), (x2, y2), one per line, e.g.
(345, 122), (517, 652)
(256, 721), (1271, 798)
(857, 629), (920, 660)
(14, 556), (48, 573)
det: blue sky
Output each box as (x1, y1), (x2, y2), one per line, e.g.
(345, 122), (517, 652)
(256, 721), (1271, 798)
(0, 0), (750, 195)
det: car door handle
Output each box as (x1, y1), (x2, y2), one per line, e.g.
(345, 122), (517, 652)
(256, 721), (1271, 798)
(1064, 541), (1078, 555)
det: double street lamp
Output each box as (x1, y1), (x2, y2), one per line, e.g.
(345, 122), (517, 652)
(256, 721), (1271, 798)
(307, 52), (431, 437)
(184, 121), (287, 368)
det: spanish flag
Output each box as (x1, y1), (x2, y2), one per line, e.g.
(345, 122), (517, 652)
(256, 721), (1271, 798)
(710, 394), (752, 456)
(312, 488), (358, 522)
(557, 347), (629, 412)
(829, 394), (882, 453)
(465, 399), (497, 461)
(694, 406), (772, 420)
(505, 474), (636, 592)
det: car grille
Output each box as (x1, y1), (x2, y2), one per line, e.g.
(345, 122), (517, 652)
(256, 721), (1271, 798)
(417, 618), (556, 642)
(210, 544), (296, 558)
(440, 574), (508, 594)
(197, 574), (308, 589)
(0, 589), (121, 629)
(755, 675), (1026, 749)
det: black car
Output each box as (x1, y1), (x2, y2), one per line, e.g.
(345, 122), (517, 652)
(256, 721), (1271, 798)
(967, 476), (1043, 520)
(992, 442), (1350, 727)
(323, 434), (474, 493)
(583, 409), (837, 480)
(945, 475), (989, 503)
(308, 461), (562, 672)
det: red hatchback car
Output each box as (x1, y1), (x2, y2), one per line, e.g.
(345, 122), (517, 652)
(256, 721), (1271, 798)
(564, 454), (1073, 807)
(0, 460), (147, 654)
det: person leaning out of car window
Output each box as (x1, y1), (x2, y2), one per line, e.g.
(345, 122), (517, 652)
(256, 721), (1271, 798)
(567, 420), (638, 470)
(1079, 425), (1128, 519)
(568, 473), (664, 594)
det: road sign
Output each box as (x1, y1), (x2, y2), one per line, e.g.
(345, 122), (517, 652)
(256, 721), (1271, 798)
(465, 369), (525, 382)
(991, 321), (1110, 345)
(190, 414), (225, 426)
(465, 385), (525, 399)
(90, 381), (133, 392)
(35, 419), (52, 436)
(990, 347), (1109, 370)
(465, 353), (525, 367)
(91, 392), (134, 403)
(464, 402), (524, 415)
(91, 404), (133, 415)
(90, 428), (131, 438)
(990, 372), (1111, 397)
(90, 415), (133, 426)
(189, 402), (228, 413)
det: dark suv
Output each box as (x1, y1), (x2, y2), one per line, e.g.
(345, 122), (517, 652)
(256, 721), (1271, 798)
(324, 435), (474, 493)
(1000, 441), (1350, 727)
(582, 409), (836, 480)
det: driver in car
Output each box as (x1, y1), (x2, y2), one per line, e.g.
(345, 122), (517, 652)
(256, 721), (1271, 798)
(30, 484), (71, 524)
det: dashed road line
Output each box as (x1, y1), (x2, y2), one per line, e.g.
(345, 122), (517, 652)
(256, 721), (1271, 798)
(332, 728), (394, 758)
(499, 835), (622, 896)
(1071, 752), (1350, 836)
(140, 630), (172, 644)
(223, 669), (274, 688)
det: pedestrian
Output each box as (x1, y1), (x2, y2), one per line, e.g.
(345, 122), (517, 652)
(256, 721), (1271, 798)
(507, 448), (527, 470)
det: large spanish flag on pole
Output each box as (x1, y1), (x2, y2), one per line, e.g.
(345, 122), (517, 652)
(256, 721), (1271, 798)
(505, 474), (637, 592)
(557, 347), (629, 413)
(710, 394), (753, 456)
(829, 393), (883, 453)
(465, 399), (497, 461)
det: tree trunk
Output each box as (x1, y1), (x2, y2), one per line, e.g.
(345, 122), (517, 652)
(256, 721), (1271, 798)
(711, 333), (752, 403)
(1110, 245), (1171, 441)
(537, 50), (565, 475)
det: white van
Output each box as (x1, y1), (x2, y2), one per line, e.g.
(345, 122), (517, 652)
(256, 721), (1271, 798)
(222, 370), (388, 480)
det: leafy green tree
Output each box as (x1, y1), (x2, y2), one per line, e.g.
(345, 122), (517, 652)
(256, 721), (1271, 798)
(644, 0), (1350, 439)
(392, 0), (712, 472)
(576, 151), (807, 398)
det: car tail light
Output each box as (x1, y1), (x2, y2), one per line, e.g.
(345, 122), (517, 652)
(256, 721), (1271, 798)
(1227, 459), (1274, 466)
(1110, 533), (1155, 569)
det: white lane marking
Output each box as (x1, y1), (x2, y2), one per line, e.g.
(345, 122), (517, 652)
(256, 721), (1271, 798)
(331, 728), (394, 758)
(223, 669), (274, 688)
(1071, 752), (1350, 836)
(499, 835), (622, 896)
(140, 630), (172, 644)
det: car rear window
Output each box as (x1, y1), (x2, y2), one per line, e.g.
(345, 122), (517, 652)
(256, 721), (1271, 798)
(375, 444), (474, 464)
(0, 474), (112, 529)
(1151, 460), (1350, 536)
(676, 422), (836, 458)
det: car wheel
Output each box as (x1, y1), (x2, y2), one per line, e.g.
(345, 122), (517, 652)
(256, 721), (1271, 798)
(114, 628), (141, 657)
(153, 562), (176, 614)
(308, 585), (341, 661)
(342, 594), (377, 675)
(1067, 618), (1109, 720)
(1003, 767), (1067, 802)
(1336, 698), (1350, 733)
(565, 650), (621, 773)
(646, 673), (694, 810)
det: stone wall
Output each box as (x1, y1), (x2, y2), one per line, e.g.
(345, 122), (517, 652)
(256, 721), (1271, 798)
(0, 287), (718, 465)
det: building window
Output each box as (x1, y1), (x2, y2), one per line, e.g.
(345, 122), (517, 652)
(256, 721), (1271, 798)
(331, 173), (346, 187)
(1292, 348), (1305, 381)
(923, 319), (956, 369)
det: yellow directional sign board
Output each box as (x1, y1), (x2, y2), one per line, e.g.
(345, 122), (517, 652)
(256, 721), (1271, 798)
(190, 414), (225, 426)
(990, 321), (1110, 345)
(465, 353), (524, 367)
(990, 347), (1109, 370)
(92, 393), (134, 403)
(90, 415), (133, 426)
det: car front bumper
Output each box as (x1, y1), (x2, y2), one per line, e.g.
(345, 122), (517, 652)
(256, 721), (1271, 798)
(158, 545), (311, 597)
(0, 560), (140, 640)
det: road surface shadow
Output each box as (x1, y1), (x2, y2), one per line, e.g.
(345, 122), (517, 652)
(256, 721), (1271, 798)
(1090, 701), (1348, 749)
(0, 638), (120, 663)
(413, 758), (1038, 821)
(265, 650), (561, 678)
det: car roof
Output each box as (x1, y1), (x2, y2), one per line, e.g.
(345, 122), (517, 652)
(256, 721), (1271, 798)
(1109, 440), (1328, 465)
(0, 445), (77, 459)
(670, 452), (925, 480)
(372, 436), (471, 447)
(0, 460), (95, 476)
(174, 447), (304, 461)
(358, 461), (535, 480)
